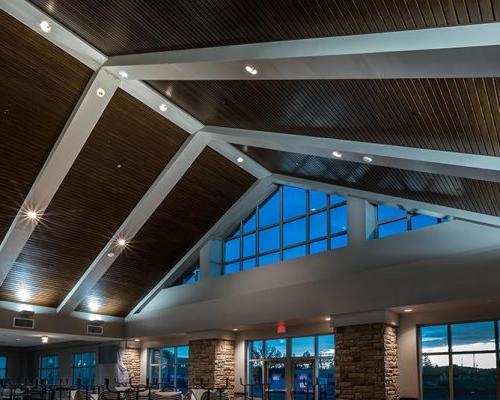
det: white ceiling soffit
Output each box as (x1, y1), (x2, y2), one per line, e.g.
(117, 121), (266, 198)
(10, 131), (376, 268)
(105, 23), (500, 80)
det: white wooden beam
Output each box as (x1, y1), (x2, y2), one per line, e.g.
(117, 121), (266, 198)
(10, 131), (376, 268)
(204, 126), (500, 183)
(57, 132), (211, 314)
(126, 175), (277, 318)
(105, 23), (500, 80)
(273, 174), (500, 228)
(0, 68), (119, 286)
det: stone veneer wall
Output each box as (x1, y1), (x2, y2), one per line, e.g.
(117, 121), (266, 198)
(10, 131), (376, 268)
(335, 323), (399, 400)
(122, 347), (141, 385)
(189, 339), (235, 397)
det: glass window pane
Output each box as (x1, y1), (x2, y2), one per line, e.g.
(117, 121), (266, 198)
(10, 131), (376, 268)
(243, 213), (257, 233)
(229, 226), (240, 239)
(329, 194), (346, 206)
(259, 191), (280, 227)
(318, 359), (335, 400)
(177, 346), (189, 359)
(330, 205), (347, 234)
(452, 353), (497, 399)
(243, 234), (256, 257)
(309, 191), (326, 212)
(291, 336), (315, 357)
(310, 212), (327, 240)
(378, 219), (407, 238)
(377, 204), (406, 222)
(422, 354), (449, 400)
(283, 218), (306, 247)
(259, 226), (280, 253)
(411, 214), (438, 230)
(265, 338), (287, 358)
(161, 347), (175, 364)
(310, 240), (327, 255)
(420, 325), (448, 354)
(283, 186), (306, 220)
(251, 340), (264, 359)
(331, 234), (347, 249)
(243, 258), (256, 271)
(224, 238), (240, 262)
(318, 335), (335, 357)
(150, 349), (160, 365)
(283, 245), (306, 261)
(451, 321), (496, 352)
(249, 360), (264, 399)
(259, 252), (280, 267)
(224, 262), (240, 275)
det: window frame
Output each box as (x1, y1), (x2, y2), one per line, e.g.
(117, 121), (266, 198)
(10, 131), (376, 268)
(418, 319), (500, 400)
(223, 186), (348, 274)
(148, 345), (189, 392)
(72, 352), (96, 387)
(39, 354), (59, 385)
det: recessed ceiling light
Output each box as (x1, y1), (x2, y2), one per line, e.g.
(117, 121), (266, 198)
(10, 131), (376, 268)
(363, 156), (373, 163)
(41, 336), (49, 344)
(117, 238), (127, 247)
(325, 316), (331, 321)
(159, 104), (168, 112)
(18, 289), (30, 302)
(39, 21), (52, 33)
(25, 209), (41, 221)
(236, 157), (244, 163)
(96, 88), (106, 98)
(332, 151), (342, 158)
(404, 308), (413, 313)
(118, 71), (129, 79)
(134, 338), (140, 342)
(245, 65), (258, 75)
(107, 252), (115, 258)
(88, 299), (99, 312)
(232, 328), (239, 332)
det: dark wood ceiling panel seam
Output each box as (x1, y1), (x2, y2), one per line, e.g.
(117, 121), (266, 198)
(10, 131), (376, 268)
(473, 78), (500, 155)
(484, 79), (500, 154)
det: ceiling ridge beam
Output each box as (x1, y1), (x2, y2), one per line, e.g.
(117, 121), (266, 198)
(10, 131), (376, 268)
(56, 132), (211, 315)
(104, 23), (500, 80)
(272, 173), (500, 228)
(126, 175), (277, 318)
(203, 126), (500, 183)
(0, 68), (120, 286)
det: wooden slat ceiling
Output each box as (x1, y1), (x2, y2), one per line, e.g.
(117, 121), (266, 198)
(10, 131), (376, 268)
(150, 79), (500, 156)
(0, 10), (92, 244)
(0, 89), (188, 307)
(29, 0), (500, 55)
(75, 148), (256, 317)
(239, 146), (500, 216)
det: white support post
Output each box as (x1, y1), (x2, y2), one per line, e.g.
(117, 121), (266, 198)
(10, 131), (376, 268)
(199, 240), (223, 280)
(347, 197), (376, 246)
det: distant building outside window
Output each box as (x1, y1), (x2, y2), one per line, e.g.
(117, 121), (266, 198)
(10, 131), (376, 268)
(223, 185), (348, 275)
(40, 355), (58, 385)
(149, 346), (189, 393)
(72, 352), (96, 386)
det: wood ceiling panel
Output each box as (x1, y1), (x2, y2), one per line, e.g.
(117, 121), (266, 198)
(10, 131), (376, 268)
(239, 146), (500, 216)
(150, 79), (500, 156)
(75, 148), (256, 317)
(29, 0), (499, 55)
(0, 89), (188, 307)
(0, 11), (92, 244)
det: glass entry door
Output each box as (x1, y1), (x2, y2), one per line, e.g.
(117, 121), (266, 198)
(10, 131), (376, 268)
(293, 361), (315, 400)
(267, 362), (287, 400)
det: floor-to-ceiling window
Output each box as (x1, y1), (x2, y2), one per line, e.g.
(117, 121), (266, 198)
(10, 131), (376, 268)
(149, 346), (189, 393)
(247, 334), (335, 400)
(223, 185), (348, 275)
(40, 355), (58, 385)
(420, 321), (498, 400)
(72, 352), (96, 386)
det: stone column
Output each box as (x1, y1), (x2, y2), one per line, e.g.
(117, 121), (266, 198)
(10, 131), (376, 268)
(189, 337), (235, 397)
(122, 347), (142, 385)
(333, 312), (399, 400)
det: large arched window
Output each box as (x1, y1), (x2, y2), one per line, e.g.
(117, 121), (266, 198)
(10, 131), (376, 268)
(223, 185), (348, 274)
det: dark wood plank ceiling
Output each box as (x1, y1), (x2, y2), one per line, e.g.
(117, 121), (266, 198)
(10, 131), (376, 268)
(0, 89), (188, 307)
(29, 0), (499, 55)
(0, 11), (92, 244)
(150, 79), (500, 156)
(238, 146), (500, 216)
(76, 148), (256, 317)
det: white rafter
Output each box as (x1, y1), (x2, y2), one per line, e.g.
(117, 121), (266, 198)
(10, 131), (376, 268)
(57, 132), (211, 314)
(0, 68), (120, 286)
(105, 23), (500, 80)
(204, 126), (500, 183)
